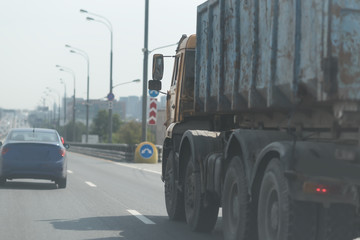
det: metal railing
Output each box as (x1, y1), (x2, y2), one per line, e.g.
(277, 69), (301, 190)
(67, 142), (162, 163)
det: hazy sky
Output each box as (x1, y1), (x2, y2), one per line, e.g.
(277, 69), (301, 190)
(0, 0), (205, 110)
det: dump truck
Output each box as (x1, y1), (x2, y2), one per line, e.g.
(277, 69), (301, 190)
(148, 0), (360, 239)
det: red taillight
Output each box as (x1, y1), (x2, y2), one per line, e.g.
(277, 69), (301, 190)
(61, 137), (65, 145)
(1, 147), (9, 155)
(316, 187), (328, 193)
(303, 182), (334, 195)
(59, 149), (66, 157)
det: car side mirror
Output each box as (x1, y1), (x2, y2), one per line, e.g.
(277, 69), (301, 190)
(152, 54), (164, 81)
(64, 144), (70, 149)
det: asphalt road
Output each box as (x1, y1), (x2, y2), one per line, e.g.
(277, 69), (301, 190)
(0, 152), (223, 240)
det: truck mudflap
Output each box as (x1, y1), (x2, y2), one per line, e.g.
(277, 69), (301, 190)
(265, 140), (360, 207)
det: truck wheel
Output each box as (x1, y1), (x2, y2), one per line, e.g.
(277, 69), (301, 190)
(223, 156), (256, 240)
(164, 151), (185, 220)
(258, 158), (317, 240)
(184, 159), (219, 232)
(317, 203), (357, 240)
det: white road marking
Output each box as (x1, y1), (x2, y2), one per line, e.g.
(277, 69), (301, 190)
(113, 162), (161, 175)
(127, 210), (155, 224)
(85, 181), (96, 187)
(67, 170), (73, 174)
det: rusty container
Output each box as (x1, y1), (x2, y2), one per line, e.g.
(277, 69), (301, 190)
(195, 0), (360, 124)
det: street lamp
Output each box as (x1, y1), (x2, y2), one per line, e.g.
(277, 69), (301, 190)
(60, 78), (67, 125)
(143, 43), (178, 55)
(65, 44), (91, 143)
(46, 87), (61, 128)
(56, 65), (76, 141)
(42, 91), (53, 126)
(80, 9), (114, 143)
(112, 79), (140, 90)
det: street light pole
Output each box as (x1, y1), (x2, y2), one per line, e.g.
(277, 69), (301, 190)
(65, 44), (90, 143)
(56, 65), (76, 141)
(60, 78), (67, 125)
(81, 9), (114, 143)
(46, 87), (61, 129)
(43, 91), (57, 127)
(142, 0), (149, 142)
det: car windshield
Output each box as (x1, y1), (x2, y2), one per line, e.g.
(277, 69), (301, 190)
(9, 131), (58, 143)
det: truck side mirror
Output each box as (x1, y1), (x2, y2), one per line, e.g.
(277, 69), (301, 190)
(152, 54), (164, 81)
(148, 80), (162, 91)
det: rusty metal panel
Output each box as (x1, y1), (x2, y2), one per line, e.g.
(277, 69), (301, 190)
(332, 0), (360, 100)
(195, 0), (360, 114)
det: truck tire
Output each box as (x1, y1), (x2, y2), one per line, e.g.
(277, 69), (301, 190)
(258, 158), (317, 240)
(164, 151), (185, 220)
(223, 156), (257, 240)
(317, 203), (357, 240)
(184, 159), (219, 232)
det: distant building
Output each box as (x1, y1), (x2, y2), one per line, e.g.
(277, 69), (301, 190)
(120, 96), (142, 120)
(62, 97), (126, 126)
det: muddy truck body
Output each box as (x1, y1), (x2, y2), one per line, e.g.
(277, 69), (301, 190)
(149, 0), (360, 239)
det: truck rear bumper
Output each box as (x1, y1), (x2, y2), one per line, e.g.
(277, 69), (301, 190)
(287, 171), (360, 207)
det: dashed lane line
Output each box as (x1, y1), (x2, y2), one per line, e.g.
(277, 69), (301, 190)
(85, 181), (97, 187)
(127, 210), (155, 225)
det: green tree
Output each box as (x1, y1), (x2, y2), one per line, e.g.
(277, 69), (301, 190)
(113, 120), (155, 145)
(113, 121), (141, 144)
(90, 109), (121, 142)
(58, 121), (86, 142)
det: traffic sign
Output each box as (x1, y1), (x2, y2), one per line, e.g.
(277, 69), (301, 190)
(148, 98), (157, 125)
(149, 90), (159, 98)
(135, 142), (158, 163)
(140, 143), (154, 159)
(107, 92), (115, 101)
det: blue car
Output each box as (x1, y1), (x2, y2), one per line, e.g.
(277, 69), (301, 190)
(0, 128), (69, 188)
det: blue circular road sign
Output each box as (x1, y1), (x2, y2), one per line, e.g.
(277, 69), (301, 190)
(149, 90), (159, 98)
(107, 92), (115, 101)
(139, 143), (154, 159)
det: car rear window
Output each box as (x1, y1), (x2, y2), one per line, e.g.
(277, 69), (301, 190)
(9, 131), (58, 143)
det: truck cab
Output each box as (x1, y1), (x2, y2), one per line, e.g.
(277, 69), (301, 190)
(150, 34), (196, 129)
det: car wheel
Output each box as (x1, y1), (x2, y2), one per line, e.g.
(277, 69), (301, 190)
(57, 177), (67, 189)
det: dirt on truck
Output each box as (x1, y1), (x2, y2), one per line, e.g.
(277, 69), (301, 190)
(149, 0), (360, 240)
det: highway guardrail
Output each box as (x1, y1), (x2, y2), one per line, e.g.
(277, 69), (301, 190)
(67, 142), (162, 163)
